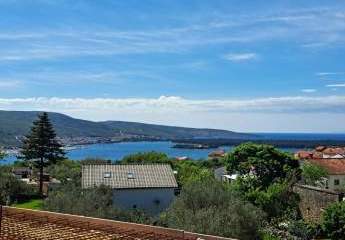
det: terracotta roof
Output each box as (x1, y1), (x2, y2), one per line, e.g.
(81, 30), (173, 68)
(307, 159), (345, 175)
(295, 151), (314, 159)
(322, 147), (345, 155)
(82, 164), (178, 189)
(1, 206), (235, 240)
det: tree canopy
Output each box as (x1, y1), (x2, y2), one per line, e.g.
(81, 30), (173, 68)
(301, 162), (328, 186)
(20, 112), (65, 195)
(225, 143), (300, 189)
(161, 178), (265, 239)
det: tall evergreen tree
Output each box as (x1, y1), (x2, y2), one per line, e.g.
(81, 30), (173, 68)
(20, 112), (65, 196)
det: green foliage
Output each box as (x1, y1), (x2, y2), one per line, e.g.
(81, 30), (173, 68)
(0, 150), (6, 160)
(243, 181), (299, 219)
(44, 183), (151, 224)
(20, 112), (65, 195)
(173, 160), (213, 186)
(225, 143), (300, 189)
(120, 151), (170, 164)
(0, 166), (37, 205)
(161, 178), (265, 239)
(287, 220), (319, 240)
(301, 162), (328, 186)
(48, 159), (81, 184)
(321, 201), (345, 240)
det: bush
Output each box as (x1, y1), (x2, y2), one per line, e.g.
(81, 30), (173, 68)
(244, 181), (299, 219)
(321, 201), (345, 240)
(44, 183), (151, 224)
(0, 166), (38, 205)
(161, 178), (265, 239)
(120, 151), (170, 164)
(301, 162), (327, 186)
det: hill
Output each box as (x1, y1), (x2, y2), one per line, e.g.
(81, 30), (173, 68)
(0, 110), (253, 146)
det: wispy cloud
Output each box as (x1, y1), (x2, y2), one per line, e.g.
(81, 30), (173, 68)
(0, 7), (344, 61)
(316, 72), (344, 76)
(301, 89), (317, 93)
(223, 53), (258, 62)
(326, 83), (345, 88)
(0, 80), (22, 88)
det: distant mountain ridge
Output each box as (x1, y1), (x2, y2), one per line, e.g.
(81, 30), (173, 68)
(0, 110), (253, 146)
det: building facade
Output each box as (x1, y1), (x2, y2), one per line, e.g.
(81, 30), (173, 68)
(82, 164), (178, 215)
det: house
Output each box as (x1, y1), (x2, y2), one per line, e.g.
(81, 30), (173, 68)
(306, 159), (345, 191)
(295, 146), (345, 160)
(208, 149), (226, 159)
(214, 166), (238, 182)
(82, 164), (178, 215)
(12, 167), (32, 180)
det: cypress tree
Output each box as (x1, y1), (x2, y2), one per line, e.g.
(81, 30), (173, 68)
(20, 112), (65, 196)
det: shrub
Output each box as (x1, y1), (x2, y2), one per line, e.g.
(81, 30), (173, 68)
(161, 178), (265, 239)
(321, 201), (345, 240)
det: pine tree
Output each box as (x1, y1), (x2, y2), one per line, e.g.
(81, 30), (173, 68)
(20, 112), (65, 196)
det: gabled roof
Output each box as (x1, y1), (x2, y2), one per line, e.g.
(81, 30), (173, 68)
(307, 159), (345, 175)
(82, 164), (178, 189)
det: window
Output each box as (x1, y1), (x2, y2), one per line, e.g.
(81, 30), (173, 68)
(127, 172), (135, 179)
(103, 172), (112, 178)
(334, 179), (340, 186)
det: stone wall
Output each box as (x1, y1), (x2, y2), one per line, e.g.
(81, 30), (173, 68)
(293, 184), (343, 223)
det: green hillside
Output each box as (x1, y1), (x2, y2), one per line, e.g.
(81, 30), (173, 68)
(0, 110), (252, 146)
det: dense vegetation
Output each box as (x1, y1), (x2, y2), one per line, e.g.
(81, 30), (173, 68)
(1, 116), (345, 240)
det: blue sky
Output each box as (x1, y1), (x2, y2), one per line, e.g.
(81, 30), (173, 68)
(0, 0), (344, 132)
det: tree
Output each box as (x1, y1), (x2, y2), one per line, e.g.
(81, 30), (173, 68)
(44, 183), (151, 224)
(225, 143), (300, 189)
(321, 201), (345, 240)
(0, 150), (6, 161)
(0, 166), (36, 205)
(20, 112), (65, 196)
(301, 162), (328, 186)
(161, 178), (265, 239)
(120, 151), (170, 164)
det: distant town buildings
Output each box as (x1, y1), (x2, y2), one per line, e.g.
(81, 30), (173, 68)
(296, 146), (345, 192)
(208, 149), (226, 158)
(82, 164), (178, 215)
(295, 146), (345, 160)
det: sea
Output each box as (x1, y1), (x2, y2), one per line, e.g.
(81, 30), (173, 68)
(2, 133), (345, 164)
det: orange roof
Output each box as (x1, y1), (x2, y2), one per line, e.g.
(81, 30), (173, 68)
(307, 159), (345, 175)
(322, 147), (345, 155)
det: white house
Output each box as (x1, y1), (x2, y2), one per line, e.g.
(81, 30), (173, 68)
(82, 164), (178, 215)
(307, 159), (345, 191)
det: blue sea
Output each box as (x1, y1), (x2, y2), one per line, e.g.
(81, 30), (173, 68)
(2, 133), (345, 164)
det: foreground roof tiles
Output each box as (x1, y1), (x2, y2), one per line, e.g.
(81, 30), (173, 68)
(0, 207), (234, 240)
(82, 164), (178, 189)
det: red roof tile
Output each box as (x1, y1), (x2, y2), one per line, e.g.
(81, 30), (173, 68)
(307, 159), (345, 175)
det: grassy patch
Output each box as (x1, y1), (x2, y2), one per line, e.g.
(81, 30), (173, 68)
(13, 199), (44, 210)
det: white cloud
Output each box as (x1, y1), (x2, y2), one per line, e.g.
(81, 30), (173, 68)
(326, 84), (345, 88)
(223, 53), (258, 62)
(316, 72), (343, 76)
(301, 89), (317, 93)
(0, 96), (344, 132)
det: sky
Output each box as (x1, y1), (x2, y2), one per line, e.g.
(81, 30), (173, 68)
(0, 0), (344, 133)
